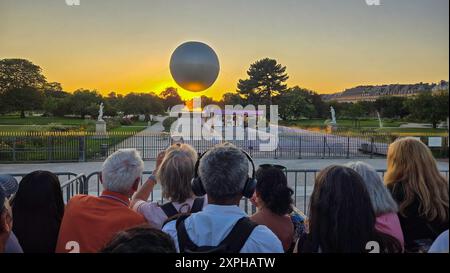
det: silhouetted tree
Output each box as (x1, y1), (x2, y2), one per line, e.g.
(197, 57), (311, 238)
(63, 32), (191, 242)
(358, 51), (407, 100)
(160, 87), (183, 110)
(276, 86), (315, 120)
(104, 92), (123, 117)
(375, 96), (409, 118)
(1, 87), (44, 118)
(121, 93), (164, 120)
(222, 92), (243, 106)
(69, 89), (102, 119)
(43, 82), (69, 98)
(0, 59), (46, 94)
(237, 58), (289, 106)
(406, 91), (449, 128)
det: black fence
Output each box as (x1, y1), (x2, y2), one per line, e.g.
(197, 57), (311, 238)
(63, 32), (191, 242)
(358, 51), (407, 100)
(0, 132), (448, 163)
(8, 170), (449, 215)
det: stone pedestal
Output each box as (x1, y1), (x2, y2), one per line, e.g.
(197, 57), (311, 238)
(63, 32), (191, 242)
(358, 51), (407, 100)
(327, 123), (338, 132)
(96, 120), (107, 134)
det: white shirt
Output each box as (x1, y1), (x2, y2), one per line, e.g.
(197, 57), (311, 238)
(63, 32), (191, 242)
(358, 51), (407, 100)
(429, 230), (449, 253)
(162, 204), (284, 253)
(133, 197), (208, 229)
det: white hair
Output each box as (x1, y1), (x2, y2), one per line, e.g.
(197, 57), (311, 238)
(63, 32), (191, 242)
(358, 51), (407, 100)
(346, 161), (398, 215)
(101, 149), (144, 195)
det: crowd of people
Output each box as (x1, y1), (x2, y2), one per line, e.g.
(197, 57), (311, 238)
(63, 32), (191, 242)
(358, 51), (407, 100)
(0, 137), (448, 253)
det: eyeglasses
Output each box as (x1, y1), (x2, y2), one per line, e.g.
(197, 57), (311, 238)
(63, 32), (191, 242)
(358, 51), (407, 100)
(258, 164), (287, 170)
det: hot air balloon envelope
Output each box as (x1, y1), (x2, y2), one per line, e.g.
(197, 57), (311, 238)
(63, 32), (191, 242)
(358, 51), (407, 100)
(170, 41), (220, 92)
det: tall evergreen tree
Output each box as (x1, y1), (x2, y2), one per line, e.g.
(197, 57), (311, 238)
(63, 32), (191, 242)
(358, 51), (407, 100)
(237, 58), (289, 106)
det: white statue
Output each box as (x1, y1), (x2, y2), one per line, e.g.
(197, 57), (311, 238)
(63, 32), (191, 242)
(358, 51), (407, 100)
(98, 102), (104, 122)
(330, 106), (336, 124)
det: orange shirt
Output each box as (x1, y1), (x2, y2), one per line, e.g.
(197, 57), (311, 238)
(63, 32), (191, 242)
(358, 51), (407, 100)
(56, 190), (146, 253)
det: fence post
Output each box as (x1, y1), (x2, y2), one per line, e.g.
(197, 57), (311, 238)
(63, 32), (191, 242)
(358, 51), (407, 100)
(298, 136), (302, 159)
(12, 136), (17, 162)
(49, 136), (55, 162)
(346, 136), (350, 159)
(322, 136), (326, 159)
(370, 137), (374, 159)
(142, 134), (145, 159)
(81, 176), (89, 195)
(78, 136), (86, 162)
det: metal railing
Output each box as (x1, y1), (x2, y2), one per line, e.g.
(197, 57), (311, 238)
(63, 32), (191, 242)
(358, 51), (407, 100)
(8, 169), (446, 215)
(1, 131), (448, 162)
(60, 173), (87, 203)
(10, 172), (83, 204)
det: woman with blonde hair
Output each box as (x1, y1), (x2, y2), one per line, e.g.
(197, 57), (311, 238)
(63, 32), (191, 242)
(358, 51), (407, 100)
(132, 144), (206, 229)
(385, 137), (449, 252)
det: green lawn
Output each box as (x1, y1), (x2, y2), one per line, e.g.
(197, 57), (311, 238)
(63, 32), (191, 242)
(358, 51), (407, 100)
(280, 118), (405, 128)
(0, 115), (155, 133)
(0, 125), (77, 132)
(0, 129), (148, 162)
(110, 126), (147, 133)
(0, 115), (95, 126)
(280, 119), (448, 136)
(0, 116), (151, 162)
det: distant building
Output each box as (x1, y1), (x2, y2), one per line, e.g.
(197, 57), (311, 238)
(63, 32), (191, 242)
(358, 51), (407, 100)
(322, 81), (449, 103)
(432, 80), (449, 94)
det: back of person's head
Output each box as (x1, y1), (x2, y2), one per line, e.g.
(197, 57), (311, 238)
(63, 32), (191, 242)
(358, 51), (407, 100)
(385, 137), (449, 222)
(346, 161), (398, 216)
(0, 174), (19, 199)
(199, 143), (249, 203)
(305, 165), (401, 253)
(101, 225), (176, 253)
(11, 171), (64, 253)
(166, 143), (198, 161)
(255, 166), (293, 215)
(157, 149), (196, 203)
(101, 149), (144, 195)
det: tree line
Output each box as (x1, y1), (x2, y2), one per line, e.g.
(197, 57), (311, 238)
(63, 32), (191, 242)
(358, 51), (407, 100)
(225, 58), (449, 128)
(0, 58), (448, 127)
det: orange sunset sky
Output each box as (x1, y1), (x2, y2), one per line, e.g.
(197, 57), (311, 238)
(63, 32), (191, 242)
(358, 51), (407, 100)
(0, 0), (448, 100)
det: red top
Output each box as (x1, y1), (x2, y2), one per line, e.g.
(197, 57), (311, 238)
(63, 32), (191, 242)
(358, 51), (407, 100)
(56, 191), (146, 253)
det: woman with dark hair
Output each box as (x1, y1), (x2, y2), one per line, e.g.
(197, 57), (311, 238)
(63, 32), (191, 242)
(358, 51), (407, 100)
(250, 166), (295, 252)
(297, 165), (402, 253)
(11, 171), (65, 253)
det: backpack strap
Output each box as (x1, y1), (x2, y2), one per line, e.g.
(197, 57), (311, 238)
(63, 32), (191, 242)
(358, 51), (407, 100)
(175, 214), (199, 253)
(190, 197), (205, 213)
(160, 202), (179, 218)
(175, 216), (259, 253)
(216, 217), (258, 253)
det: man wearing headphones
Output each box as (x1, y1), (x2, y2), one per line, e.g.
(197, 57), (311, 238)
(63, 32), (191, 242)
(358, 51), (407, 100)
(162, 143), (283, 253)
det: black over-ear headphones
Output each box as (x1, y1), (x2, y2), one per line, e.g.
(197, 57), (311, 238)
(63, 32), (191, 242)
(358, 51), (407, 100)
(191, 149), (257, 199)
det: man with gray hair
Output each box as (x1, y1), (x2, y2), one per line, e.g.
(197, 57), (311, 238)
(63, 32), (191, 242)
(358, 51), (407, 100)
(56, 149), (146, 253)
(163, 143), (284, 253)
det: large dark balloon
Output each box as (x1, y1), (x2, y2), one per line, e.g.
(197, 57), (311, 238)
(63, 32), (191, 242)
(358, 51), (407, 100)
(170, 41), (220, 92)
